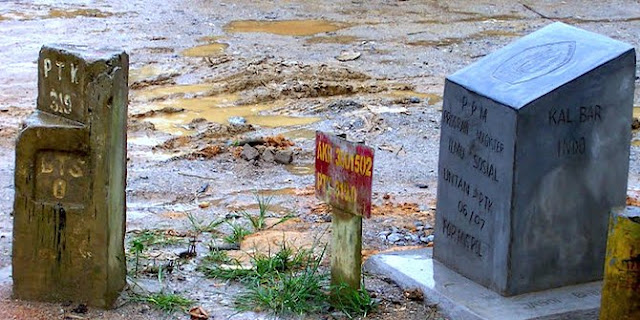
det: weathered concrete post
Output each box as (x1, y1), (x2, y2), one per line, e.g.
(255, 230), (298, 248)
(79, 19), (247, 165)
(600, 206), (640, 320)
(13, 44), (128, 308)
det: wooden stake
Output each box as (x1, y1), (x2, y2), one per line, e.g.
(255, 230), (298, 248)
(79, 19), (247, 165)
(330, 208), (363, 290)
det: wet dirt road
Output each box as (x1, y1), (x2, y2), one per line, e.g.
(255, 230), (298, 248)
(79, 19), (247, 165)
(0, 0), (639, 319)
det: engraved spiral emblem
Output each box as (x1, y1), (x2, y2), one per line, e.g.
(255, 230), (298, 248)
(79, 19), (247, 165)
(493, 41), (576, 84)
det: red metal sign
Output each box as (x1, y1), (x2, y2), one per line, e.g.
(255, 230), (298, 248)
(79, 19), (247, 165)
(315, 131), (374, 218)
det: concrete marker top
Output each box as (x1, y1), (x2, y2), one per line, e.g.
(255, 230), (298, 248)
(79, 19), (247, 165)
(41, 43), (128, 63)
(447, 22), (635, 110)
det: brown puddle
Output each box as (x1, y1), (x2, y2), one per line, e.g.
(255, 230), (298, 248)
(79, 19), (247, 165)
(141, 94), (320, 135)
(134, 83), (212, 101)
(408, 30), (520, 47)
(257, 188), (299, 196)
(633, 106), (640, 119)
(285, 163), (315, 176)
(48, 8), (113, 19)
(224, 19), (348, 36)
(244, 115), (321, 128)
(385, 90), (443, 105)
(197, 35), (226, 42)
(182, 43), (229, 57)
(306, 35), (360, 44)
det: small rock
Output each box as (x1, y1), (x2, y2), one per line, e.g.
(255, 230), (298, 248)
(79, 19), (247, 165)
(198, 202), (210, 209)
(419, 236), (429, 243)
(189, 306), (209, 319)
(378, 230), (392, 237)
(328, 100), (364, 112)
(414, 221), (424, 227)
(404, 234), (417, 242)
(426, 234), (435, 243)
(139, 304), (150, 314)
(416, 225), (425, 232)
(71, 304), (88, 314)
(336, 50), (361, 61)
(228, 116), (246, 125)
(409, 97), (421, 104)
(415, 183), (429, 189)
(424, 223), (433, 230)
(241, 144), (259, 161)
(262, 147), (275, 162)
(404, 288), (424, 301)
(274, 149), (293, 164)
(387, 232), (402, 243)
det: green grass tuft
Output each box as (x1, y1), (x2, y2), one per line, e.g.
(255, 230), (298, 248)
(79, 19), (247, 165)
(186, 211), (224, 234)
(330, 282), (378, 319)
(223, 222), (252, 244)
(129, 230), (184, 249)
(202, 249), (232, 264)
(132, 293), (193, 313)
(235, 268), (329, 315)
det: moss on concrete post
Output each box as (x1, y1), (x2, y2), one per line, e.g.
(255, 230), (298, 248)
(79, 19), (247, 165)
(600, 206), (640, 320)
(12, 44), (128, 308)
(331, 208), (362, 290)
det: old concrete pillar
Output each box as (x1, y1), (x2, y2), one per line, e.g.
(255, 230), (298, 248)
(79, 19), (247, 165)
(600, 206), (640, 320)
(12, 44), (128, 308)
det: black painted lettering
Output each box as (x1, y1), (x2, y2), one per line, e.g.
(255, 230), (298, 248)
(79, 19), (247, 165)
(557, 137), (586, 157)
(443, 110), (469, 135)
(471, 101), (488, 122)
(475, 130), (504, 153)
(448, 137), (465, 160)
(579, 105), (602, 123)
(472, 155), (499, 182)
(441, 218), (483, 257)
(549, 108), (574, 125)
(442, 167), (470, 196)
(524, 298), (562, 310)
(472, 187), (493, 212)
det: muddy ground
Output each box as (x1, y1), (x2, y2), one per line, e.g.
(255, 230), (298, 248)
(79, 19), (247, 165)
(0, 0), (640, 319)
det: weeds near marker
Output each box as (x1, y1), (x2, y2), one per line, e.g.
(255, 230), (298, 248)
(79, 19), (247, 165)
(235, 265), (328, 315)
(131, 239), (145, 275)
(130, 292), (193, 313)
(202, 249), (232, 264)
(223, 222), (253, 244)
(199, 230), (376, 318)
(127, 230), (184, 277)
(130, 230), (184, 248)
(330, 282), (378, 319)
(240, 194), (295, 232)
(235, 245), (329, 315)
(186, 211), (225, 234)
(241, 194), (273, 231)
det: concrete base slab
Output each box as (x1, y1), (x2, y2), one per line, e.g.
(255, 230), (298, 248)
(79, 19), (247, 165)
(364, 248), (601, 320)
